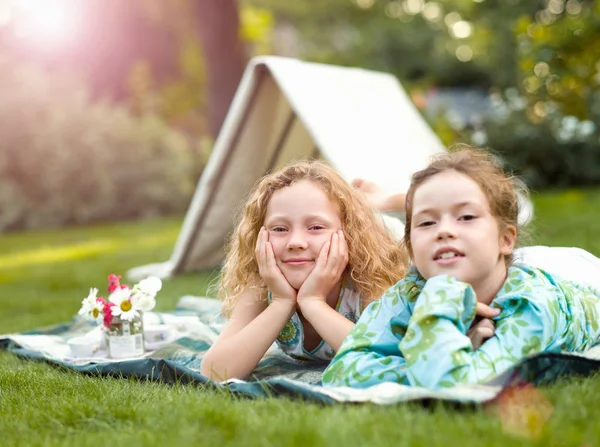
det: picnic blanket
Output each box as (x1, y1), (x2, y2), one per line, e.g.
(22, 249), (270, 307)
(2, 296), (600, 405)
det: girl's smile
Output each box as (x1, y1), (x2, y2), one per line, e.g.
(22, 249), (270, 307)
(433, 246), (465, 264)
(283, 257), (314, 266)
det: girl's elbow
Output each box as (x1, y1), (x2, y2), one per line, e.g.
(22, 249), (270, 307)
(200, 352), (227, 381)
(199, 354), (216, 379)
(200, 353), (250, 381)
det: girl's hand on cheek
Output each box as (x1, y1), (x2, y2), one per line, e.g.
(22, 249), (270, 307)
(297, 230), (348, 306)
(255, 227), (297, 305)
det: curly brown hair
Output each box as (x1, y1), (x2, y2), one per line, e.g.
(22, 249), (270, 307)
(219, 160), (407, 316)
(404, 145), (528, 265)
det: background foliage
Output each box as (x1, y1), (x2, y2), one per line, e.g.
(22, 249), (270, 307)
(251, 0), (600, 187)
(0, 57), (198, 231)
(0, 0), (598, 231)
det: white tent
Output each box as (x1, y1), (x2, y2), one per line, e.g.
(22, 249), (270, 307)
(127, 56), (449, 280)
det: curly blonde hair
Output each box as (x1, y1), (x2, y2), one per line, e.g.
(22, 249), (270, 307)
(220, 160), (407, 316)
(404, 145), (529, 265)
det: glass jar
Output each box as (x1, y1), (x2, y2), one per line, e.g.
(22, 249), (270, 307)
(106, 313), (145, 358)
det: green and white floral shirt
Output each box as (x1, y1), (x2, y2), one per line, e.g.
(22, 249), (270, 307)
(269, 280), (362, 362)
(322, 264), (600, 389)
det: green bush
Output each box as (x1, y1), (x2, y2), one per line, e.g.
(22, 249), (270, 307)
(0, 58), (197, 232)
(469, 94), (600, 188)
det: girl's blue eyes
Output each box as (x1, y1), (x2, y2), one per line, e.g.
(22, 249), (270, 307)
(416, 215), (477, 227)
(269, 225), (326, 232)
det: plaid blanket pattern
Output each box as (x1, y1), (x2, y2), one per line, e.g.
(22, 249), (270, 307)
(2, 296), (600, 405)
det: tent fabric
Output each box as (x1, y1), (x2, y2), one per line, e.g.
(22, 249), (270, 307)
(128, 56), (446, 280)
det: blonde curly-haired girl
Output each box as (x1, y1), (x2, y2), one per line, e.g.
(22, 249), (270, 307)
(200, 160), (406, 380)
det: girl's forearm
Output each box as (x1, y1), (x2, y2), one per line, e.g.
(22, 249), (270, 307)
(298, 301), (354, 351)
(200, 301), (295, 380)
(383, 193), (407, 212)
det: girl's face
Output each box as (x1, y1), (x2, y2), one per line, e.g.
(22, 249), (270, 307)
(409, 170), (516, 303)
(263, 180), (342, 290)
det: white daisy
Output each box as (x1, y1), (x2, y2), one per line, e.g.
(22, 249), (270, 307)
(130, 291), (156, 312)
(137, 276), (162, 296)
(78, 288), (98, 316)
(109, 287), (139, 322)
(91, 299), (105, 324)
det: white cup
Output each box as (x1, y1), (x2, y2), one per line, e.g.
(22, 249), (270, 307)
(144, 324), (174, 344)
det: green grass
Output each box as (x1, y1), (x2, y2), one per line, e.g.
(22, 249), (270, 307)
(2, 189), (600, 447)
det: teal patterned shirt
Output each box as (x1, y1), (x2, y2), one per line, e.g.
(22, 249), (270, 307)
(322, 264), (600, 389)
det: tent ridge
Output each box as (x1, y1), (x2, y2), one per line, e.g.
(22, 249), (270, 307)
(172, 66), (270, 274)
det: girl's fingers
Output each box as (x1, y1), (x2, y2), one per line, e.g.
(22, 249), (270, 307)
(480, 327), (495, 338)
(479, 318), (496, 331)
(473, 327), (495, 349)
(327, 230), (344, 274)
(256, 228), (269, 273)
(255, 229), (262, 266)
(318, 231), (348, 278)
(317, 240), (330, 270)
(475, 302), (500, 318)
(327, 232), (339, 268)
(338, 229), (348, 258)
(260, 229), (268, 263)
(266, 241), (277, 269)
(254, 228), (262, 257)
(468, 318), (496, 349)
(336, 230), (349, 275)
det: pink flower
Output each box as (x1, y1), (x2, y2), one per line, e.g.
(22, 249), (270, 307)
(107, 274), (122, 293)
(103, 302), (115, 328)
(108, 273), (130, 291)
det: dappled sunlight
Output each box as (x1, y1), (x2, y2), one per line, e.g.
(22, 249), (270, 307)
(0, 239), (119, 271)
(10, 0), (80, 47)
(0, 230), (176, 271)
(554, 189), (585, 204)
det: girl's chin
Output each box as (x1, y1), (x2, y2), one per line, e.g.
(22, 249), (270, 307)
(284, 276), (309, 290)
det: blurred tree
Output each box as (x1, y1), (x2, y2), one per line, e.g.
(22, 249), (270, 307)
(248, 0), (498, 87)
(249, 0), (598, 99)
(2, 0), (597, 136)
(513, 0), (600, 122)
(194, 0), (248, 136)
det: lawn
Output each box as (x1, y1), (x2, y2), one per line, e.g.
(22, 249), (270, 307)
(2, 189), (600, 447)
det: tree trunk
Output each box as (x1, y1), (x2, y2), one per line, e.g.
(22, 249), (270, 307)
(195, 0), (248, 138)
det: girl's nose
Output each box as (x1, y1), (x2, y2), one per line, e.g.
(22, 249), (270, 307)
(436, 218), (457, 240)
(286, 231), (308, 250)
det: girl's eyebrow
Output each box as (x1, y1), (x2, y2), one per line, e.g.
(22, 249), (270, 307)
(303, 213), (335, 222)
(264, 215), (289, 225)
(451, 201), (481, 210)
(452, 201), (486, 211)
(265, 213), (334, 224)
(413, 201), (482, 216)
(412, 207), (434, 217)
